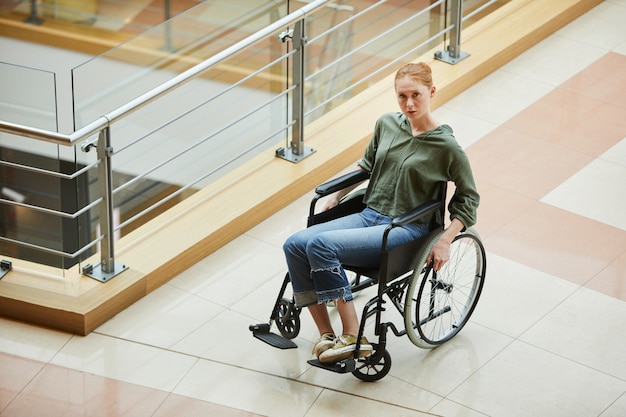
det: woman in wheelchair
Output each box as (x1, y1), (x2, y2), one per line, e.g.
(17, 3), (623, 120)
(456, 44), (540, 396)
(283, 62), (479, 364)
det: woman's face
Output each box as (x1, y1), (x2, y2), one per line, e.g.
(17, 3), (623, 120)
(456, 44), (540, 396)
(395, 76), (435, 122)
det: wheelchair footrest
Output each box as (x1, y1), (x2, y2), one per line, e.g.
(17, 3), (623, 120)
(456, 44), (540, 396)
(307, 358), (355, 373)
(251, 326), (298, 349)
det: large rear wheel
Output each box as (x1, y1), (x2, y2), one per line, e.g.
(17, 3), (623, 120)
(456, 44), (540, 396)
(404, 228), (486, 348)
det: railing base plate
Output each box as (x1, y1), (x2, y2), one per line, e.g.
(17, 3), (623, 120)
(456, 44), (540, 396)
(434, 50), (470, 65)
(83, 261), (128, 283)
(275, 146), (316, 163)
(0, 260), (12, 280)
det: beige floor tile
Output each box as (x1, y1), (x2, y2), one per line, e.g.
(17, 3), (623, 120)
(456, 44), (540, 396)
(245, 190), (317, 248)
(601, 136), (626, 166)
(600, 391), (626, 417)
(171, 308), (314, 379)
(541, 151), (626, 230)
(169, 234), (286, 307)
(501, 34), (606, 87)
(448, 340), (626, 417)
(520, 287), (626, 380)
(0, 317), (72, 362)
(298, 352), (443, 412)
(385, 322), (512, 397)
(50, 333), (197, 392)
(95, 283), (225, 348)
(231, 269), (291, 323)
(443, 70), (552, 125)
(556, 2), (626, 50)
(471, 253), (578, 338)
(429, 399), (490, 417)
(173, 358), (322, 417)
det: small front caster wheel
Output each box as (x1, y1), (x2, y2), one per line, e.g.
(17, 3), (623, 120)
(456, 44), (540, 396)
(352, 344), (392, 382)
(276, 298), (300, 339)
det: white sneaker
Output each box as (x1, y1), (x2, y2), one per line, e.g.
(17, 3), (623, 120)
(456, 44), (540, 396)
(312, 333), (335, 358)
(318, 335), (373, 363)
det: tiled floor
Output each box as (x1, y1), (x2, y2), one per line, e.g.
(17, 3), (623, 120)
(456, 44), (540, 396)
(1, 1), (626, 416)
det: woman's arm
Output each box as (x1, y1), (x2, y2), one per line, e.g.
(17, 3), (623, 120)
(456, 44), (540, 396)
(322, 166), (368, 211)
(427, 217), (465, 271)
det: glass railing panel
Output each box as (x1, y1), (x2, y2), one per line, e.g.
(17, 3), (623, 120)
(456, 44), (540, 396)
(301, 0), (507, 123)
(0, 133), (95, 273)
(69, 1), (294, 239)
(81, 32), (289, 237)
(302, 0), (445, 121)
(0, 62), (95, 272)
(71, 0), (288, 130)
(0, 62), (57, 130)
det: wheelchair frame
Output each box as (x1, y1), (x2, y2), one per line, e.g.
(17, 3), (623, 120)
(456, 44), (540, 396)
(250, 170), (486, 381)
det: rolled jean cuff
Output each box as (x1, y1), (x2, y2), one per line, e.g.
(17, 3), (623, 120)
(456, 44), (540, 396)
(293, 286), (354, 308)
(293, 290), (318, 308)
(316, 285), (353, 304)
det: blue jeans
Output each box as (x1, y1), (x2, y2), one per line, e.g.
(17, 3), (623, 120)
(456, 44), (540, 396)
(283, 208), (429, 307)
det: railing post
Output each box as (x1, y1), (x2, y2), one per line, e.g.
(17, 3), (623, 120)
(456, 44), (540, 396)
(276, 19), (315, 163)
(162, 0), (174, 52)
(23, 0), (43, 25)
(83, 127), (127, 282)
(435, 0), (469, 64)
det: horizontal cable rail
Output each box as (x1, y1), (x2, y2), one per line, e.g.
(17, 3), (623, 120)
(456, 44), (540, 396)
(0, 158), (98, 180)
(0, 196), (101, 220)
(463, 0), (500, 22)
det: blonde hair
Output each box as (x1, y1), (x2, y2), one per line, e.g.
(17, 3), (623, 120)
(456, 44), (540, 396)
(394, 62), (433, 89)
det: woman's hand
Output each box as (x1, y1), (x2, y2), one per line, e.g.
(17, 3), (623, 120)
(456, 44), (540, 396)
(321, 193), (342, 212)
(427, 218), (465, 271)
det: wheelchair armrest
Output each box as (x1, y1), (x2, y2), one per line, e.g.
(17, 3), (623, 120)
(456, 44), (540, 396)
(314, 169), (370, 197)
(391, 199), (443, 227)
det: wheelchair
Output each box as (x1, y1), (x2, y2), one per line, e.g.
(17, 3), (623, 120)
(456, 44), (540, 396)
(250, 169), (486, 381)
